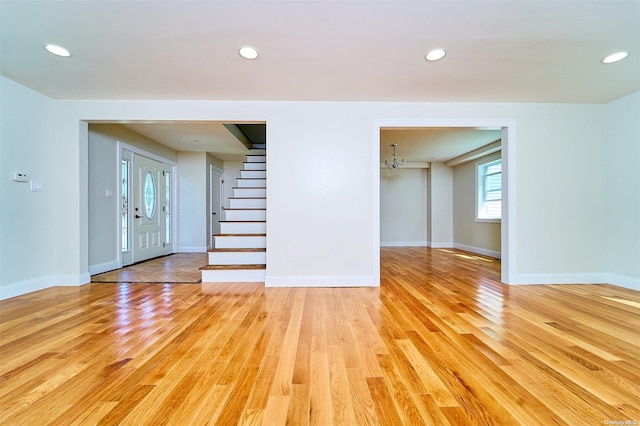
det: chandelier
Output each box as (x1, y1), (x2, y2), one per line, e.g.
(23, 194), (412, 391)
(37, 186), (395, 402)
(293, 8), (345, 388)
(384, 143), (405, 176)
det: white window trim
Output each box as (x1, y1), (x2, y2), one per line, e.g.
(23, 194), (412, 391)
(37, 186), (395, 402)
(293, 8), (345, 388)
(476, 156), (502, 223)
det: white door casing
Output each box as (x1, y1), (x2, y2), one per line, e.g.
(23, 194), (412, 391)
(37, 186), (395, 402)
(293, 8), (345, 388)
(210, 166), (223, 248)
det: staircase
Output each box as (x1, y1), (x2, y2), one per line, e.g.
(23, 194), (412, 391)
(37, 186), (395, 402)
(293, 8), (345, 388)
(200, 151), (266, 282)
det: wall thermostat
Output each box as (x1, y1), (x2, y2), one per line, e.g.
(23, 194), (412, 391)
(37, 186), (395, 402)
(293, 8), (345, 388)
(11, 172), (29, 182)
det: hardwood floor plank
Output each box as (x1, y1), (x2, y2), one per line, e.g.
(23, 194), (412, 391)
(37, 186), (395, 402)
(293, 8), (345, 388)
(1, 247), (638, 425)
(366, 376), (404, 426)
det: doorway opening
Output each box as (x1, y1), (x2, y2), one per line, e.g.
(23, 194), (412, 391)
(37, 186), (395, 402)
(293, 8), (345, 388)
(374, 119), (516, 285)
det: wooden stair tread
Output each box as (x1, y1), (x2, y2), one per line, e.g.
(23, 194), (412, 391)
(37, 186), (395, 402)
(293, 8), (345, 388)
(208, 248), (266, 253)
(232, 187), (266, 189)
(200, 264), (266, 271)
(228, 197), (266, 199)
(219, 220), (265, 223)
(215, 233), (266, 237)
(223, 208), (266, 210)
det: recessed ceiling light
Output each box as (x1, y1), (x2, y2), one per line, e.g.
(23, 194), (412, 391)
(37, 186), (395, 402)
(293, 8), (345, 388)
(601, 51), (629, 64)
(44, 44), (71, 57)
(238, 46), (259, 60)
(425, 48), (446, 62)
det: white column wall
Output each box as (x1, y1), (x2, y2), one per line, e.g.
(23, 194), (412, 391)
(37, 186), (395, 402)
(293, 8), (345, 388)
(427, 162), (454, 247)
(606, 92), (640, 289)
(177, 151), (208, 252)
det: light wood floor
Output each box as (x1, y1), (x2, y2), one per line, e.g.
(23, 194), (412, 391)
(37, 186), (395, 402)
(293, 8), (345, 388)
(1, 248), (638, 425)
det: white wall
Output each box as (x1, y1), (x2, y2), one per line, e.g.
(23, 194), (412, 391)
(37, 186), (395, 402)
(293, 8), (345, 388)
(0, 78), (62, 298)
(177, 151), (209, 252)
(2, 74), (639, 298)
(380, 168), (427, 246)
(222, 161), (242, 212)
(87, 124), (179, 274)
(87, 128), (119, 272)
(427, 162), (453, 247)
(606, 92), (640, 289)
(453, 153), (501, 258)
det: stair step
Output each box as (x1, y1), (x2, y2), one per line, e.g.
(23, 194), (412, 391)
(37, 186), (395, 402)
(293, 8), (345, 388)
(243, 162), (266, 171)
(233, 187), (266, 198)
(200, 265), (266, 282)
(229, 198), (266, 208)
(237, 178), (266, 188)
(200, 264), (266, 270)
(208, 249), (266, 265)
(214, 234), (266, 249)
(224, 209), (266, 221)
(246, 155), (266, 163)
(220, 221), (266, 234)
(240, 170), (266, 179)
(208, 248), (266, 252)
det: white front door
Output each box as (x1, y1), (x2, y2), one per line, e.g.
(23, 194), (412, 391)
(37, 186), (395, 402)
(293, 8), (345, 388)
(132, 154), (168, 263)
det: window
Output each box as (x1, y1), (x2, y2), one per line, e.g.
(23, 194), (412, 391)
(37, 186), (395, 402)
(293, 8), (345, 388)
(121, 160), (130, 252)
(477, 158), (501, 221)
(144, 172), (156, 219)
(165, 171), (171, 244)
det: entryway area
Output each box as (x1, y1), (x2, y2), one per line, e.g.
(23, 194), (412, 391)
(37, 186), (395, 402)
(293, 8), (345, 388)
(91, 253), (206, 283)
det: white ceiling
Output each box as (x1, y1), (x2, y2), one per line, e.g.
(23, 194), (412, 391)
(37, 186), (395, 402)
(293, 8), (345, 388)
(119, 122), (257, 161)
(2, 0), (637, 161)
(380, 128), (502, 164)
(1, 0), (638, 103)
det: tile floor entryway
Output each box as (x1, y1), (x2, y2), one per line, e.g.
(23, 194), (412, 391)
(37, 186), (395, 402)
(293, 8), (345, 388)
(91, 253), (207, 283)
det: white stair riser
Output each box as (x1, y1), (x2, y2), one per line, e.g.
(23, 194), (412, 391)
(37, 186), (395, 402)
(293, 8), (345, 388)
(246, 156), (266, 163)
(237, 179), (266, 188)
(201, 269), (266, 282)
(220, 222), (266, 234)
(208, 251), (266, 265)
(225, 209), (266, 221)
(229, 198), (266, 209)
(214, 235), (266, 249)
(243, 162), (266, 171)
(240, 170), (266, 179)
(233, 187), (266, 198)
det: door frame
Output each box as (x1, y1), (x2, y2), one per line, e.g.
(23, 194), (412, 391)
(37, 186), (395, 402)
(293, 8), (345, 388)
(209, 164), (224, 249)
(373, 119), (517, 285)
(117, 141), (177, 267)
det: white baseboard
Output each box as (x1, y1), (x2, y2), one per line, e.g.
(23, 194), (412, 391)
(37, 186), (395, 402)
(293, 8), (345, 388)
(606, 274), (640, 291)
(512, 273), (610, 285)
(178, 246), (207, 253)
(0, 273), (91, 300)
(89, 260), (120, 275)
(511, 273), (640, 291)
(427, 242), (453, 248)
(381, 241), (428, 247)
(453, 243), (501, 259)
(265, 275), (377, 288)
